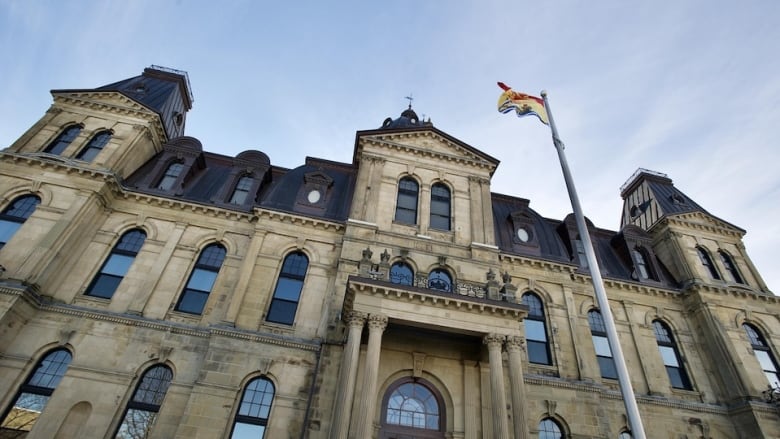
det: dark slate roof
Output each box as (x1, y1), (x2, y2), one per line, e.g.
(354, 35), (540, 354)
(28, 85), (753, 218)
(491, 193), (569, 263)
(53, 66), (192, 140)
(378, 106), (433, 130)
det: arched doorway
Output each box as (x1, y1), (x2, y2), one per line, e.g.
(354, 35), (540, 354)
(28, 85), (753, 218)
(379, 377), (446, 439)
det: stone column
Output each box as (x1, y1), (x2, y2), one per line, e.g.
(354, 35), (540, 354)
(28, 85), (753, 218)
(506, 336), (530, 439)
(484, 333), (510, 439)
(354, 314), (388, 439)
(330, 311), (366, 439)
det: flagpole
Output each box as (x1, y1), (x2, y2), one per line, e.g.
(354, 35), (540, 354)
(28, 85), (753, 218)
(540, 91), (647, 439)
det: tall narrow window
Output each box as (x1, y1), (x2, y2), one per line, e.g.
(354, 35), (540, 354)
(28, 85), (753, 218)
(632, 247), (656, 280)
(589, 310), (617, 379)
(267, 252), (308, 325)
(157, 162), (184, 191)
(653, 320), (692, 390)
(44, 125), (82, 155)
(697, 247), (720, 280)
(538, 418), (563, 439)
(429, 183), (451, 231)
(0, 349), (72, 434)
(175, 244), (226, 314)
(719, 251), (744, 284)
(427, 269), (452, 293)
(85, 229), (146, 299)
(575, 238), (589, 269)
(390, 262), (414, 286)
(76, 130), (112, 162)
(743, 323), (780, 389)
(229, 377), (274, 439)
(115, 365), (173, 439)
(394, 177), (419, 225)
(0, 195), (41, 250)
(229, 176), (254, 204)
(522, 293), (551, 365)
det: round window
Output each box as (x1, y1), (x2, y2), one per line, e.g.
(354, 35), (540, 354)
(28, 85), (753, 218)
(307, 190), (321, 204)
(516, 227), (530, 242)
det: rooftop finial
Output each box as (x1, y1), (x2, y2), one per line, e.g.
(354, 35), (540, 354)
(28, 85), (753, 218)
(405, 93), (414, 109)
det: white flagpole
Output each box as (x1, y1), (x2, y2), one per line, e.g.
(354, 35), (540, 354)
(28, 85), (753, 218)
(540, 91), (647, 439)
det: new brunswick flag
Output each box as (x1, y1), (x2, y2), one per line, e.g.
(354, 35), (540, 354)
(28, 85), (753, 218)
(497, 82), (549, 125)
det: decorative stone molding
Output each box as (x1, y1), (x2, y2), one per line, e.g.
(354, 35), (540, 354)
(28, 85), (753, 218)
(505, 336), (525, 353)
(345, 311), (367, 328)
(483, 333), (505, 348)
(412, 352), (426, 377)
(367, 313), (388, 331)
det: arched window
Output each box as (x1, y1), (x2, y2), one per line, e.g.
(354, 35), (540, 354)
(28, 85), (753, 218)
(115, 365), (173, 438)
(589, 310), (617, 379)
(522, 292), (551, 365)
(394, 177), (419, 225)
(0, 349), (73, 434)
(429, 183), (451, 231)
(743, 323), (780, 389)
(632, 247), (655, 280)
(44, 125), (82, 155)
(381, 378), (444, 438)
(0, 195), (41, 249)
(427, 269), (451, 293)
(538, 417), (563, 439)
(719, 251), (744, 284)
(653, 320), (692, 390)
(175, 243), (226, 314)
(229, 176), (254, 204)
(85, 229), (146, 299)
(697, 247), (720, 280)
(229, 377), (274, 439)
(157, 162), (184, 191)
(390, 262), (414, 286)
(76, 130), (112, 162)
(267, 252), (308, 325)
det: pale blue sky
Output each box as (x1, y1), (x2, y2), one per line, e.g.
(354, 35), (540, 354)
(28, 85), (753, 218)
(1, 1), (778, 291)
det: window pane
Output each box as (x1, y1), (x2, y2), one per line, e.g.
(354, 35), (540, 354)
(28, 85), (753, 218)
(133, 366), (173, 406)
(524, 320), (547, 342)
(273, 277), (303, 301)
(28, 350), (72, 389)
(394, 209), (416, 224)
(756, 351), (778, 372)
(86, 275), (122, 298)
(666, 366), (687, 389)
(0, 220), (22, 243)
(116, 231), (146, 253)
(177, 289), (209, 314)
(267, 300), (297, 325)
(281, 253), (308, 276)
(0, 392), (50, 432)
(390, 263), (413, 285)
(658, 346), (679, 367)
(598, 356), (618, 379)
(527, 340), (550, 365)
(102, 254), (135, 277)
(592, 336), (612, 357)
(765, 371), (780, 388)
(115, 409), (157, 439)
(187, 269), (218, 291)
(522, 294), (544, 317)
(430, 215), (450, 231)
(231, 422), (265, 439)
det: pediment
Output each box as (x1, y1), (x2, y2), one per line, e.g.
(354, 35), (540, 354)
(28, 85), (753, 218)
(53, 91), (157, 116)
(665, 211), (745, 236)
(357, 129), (499, 174)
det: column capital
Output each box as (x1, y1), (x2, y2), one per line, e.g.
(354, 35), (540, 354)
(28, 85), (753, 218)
(367, 313), (388, 331)
(505, 336), (525, 353)
(483, 333), (505, 349)
(345, 311), (367, 328)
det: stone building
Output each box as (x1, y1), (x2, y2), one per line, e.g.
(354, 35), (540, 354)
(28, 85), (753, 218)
(0, 66), (778, 438)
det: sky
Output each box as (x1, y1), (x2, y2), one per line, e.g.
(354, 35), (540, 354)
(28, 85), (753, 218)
(1, 1), (777, 292)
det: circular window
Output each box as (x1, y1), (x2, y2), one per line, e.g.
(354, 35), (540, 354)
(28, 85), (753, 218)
(307, 190), (321, 204)
(516, 227), (530, 242)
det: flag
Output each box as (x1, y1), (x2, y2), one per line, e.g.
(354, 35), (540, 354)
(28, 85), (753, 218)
(497, 82), (549, 125)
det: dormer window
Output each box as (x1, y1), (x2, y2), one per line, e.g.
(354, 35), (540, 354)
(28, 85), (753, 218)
(158, 162), (184, 191)
(229, 176), (254, 204)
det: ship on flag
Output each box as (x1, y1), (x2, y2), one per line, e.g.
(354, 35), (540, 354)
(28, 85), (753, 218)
(497, 82), (549, 125)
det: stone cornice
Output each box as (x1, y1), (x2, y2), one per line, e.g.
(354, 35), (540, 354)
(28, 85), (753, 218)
(652, 212), (745, 238)
(684, 282), (779, 303)
(52, 92), (167, 145)
(360, 132), (496, 174)
(0, 284), (320, 352)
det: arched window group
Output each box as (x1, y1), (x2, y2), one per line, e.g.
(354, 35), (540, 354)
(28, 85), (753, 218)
(588, 309), (617, 379)
(394, 177), (452, 231)
(0, 349), (72, 434)
(652, 320), (692, 390)
(266, 251), (309, 325)
(522, 292), (551, 365)
(175, 243), (227, 314)
(229, 176), (255, 204)
(85, 229), (146, 299)
(0, 195), (40, 249)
